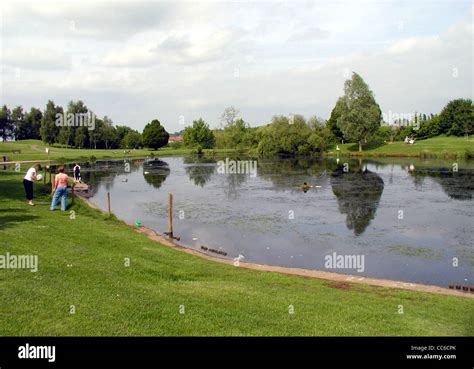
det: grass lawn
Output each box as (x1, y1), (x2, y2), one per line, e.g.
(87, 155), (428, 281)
(0, 171), (473, 336)
(0, 140), (236, 162)
(327, 136), (474, 159)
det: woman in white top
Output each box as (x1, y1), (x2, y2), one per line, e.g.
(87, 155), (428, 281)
(23, 164), (42, 206)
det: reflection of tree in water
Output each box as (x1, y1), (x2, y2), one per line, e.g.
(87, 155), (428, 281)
(330, 166), (384, 236)
(143, 159), (170, 189)
(183, 156), (216, 187)
(257, 157), (331, 191)
(223, 173), (248, 200)
(409, 168), (474, 200)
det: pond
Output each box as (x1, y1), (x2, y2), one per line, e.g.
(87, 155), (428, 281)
(66, 156), (474, 288)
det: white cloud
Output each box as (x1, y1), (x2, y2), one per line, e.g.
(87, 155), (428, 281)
(1, 1), (472, 133)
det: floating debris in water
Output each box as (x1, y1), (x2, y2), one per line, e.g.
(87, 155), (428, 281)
(200, 245), (227, 256)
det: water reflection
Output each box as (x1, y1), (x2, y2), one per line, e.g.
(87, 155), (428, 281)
(409, 168), (474, 200)
(183, 156), (216, 187)
(330, 165), (384, 236)
(257, 158), (331, 191)
(143, 159), (170, 189)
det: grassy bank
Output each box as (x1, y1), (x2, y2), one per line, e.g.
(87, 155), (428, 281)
(327, 136), (474, 159)
(0, 171), (473, 336)
(0, 140), (236, 162)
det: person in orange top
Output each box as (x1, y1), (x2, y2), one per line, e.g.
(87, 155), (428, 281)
(50, 166), (69, 211)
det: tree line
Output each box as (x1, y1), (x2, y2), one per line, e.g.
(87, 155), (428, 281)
(181, 73), (472, 155)
(0, 100), (169, 150)
(1, 73), (472, 155)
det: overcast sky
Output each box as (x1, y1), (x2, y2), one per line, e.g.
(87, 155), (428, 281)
(1, 0), (472, 133)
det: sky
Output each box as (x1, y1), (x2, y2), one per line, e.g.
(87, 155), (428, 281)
(0, 0), (472, 133)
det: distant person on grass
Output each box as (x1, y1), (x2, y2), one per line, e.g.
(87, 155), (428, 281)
(23, 164), (42, 206)
(50, 166), (69, 211)
(73, 163), (81, 183)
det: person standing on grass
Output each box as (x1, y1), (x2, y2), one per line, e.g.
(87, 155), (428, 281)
(50, 166), (69, 211)
(73, 163), (81, 183)
(23, 164), (42, 206)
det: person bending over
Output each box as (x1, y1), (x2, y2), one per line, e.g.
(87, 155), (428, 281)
(23, 164), (42, 206)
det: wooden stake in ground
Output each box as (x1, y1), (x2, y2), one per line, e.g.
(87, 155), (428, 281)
(167, 193), (173, 239)
(107, 192), (111, 215)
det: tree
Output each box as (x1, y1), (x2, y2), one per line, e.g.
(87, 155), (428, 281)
(222, 118), (251, 148)
(142, 119), (169, 150)
(116, 125), (133, 144)
(40, 100), (62, 145)
(220, 106), (240, 128)
(0, 105), (14, 142)
(416, 115), (440, 139)
(183, 118), (215, 149)
(256, 114), (328, 157)
(100, 116), (119, 149)
(122, 130), (142, 149)
(16, 107), (43, 140)
(74, 126), (89, 148)
(58, 100), (89, 147)
(439, 98), (473, 137)
(337, 73), (382, 151)
(326, 98), (345, 142)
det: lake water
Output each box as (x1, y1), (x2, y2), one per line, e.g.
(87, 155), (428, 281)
(73, 156), (473, 288)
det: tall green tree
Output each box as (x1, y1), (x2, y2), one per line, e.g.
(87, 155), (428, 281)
(337, 73), (382, 151)
(439, 98), (473, 137)
(58, 100), (89, 147)
(326, 98), (345, 142)
(40, 100), (62, 145)
(116, 125), (133, 144)
(0, 105), (13, 142)
(17, 107), (43, 140)
(183, 118), (215, 149)
(142, 119), (169, 150)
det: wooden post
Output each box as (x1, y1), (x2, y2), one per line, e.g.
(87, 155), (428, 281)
(167, 193), (173, 238)
(51, 175), (55, 195)
(107, 192), (111, 215)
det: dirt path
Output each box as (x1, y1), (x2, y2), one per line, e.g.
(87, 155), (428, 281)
(76, 193), (474, 299)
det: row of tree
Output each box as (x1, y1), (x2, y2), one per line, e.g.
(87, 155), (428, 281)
(181, 73), (383, 154)
(0, 100), (170, 150)
(2, 73), (471, 155)
(180, 75), (471, 156)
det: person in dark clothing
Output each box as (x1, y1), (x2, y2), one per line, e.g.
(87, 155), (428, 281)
(73, 163), (81, 183)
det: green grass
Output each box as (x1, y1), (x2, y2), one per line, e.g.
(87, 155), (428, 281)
(327, 136), (474, 159)
(0, 140), (236, 162)
(0, 171), (473, 336)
